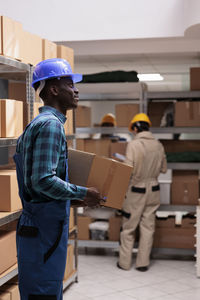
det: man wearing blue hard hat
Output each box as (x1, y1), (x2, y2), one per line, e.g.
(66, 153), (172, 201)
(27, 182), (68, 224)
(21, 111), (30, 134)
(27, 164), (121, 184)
(14, 58), (104, 300)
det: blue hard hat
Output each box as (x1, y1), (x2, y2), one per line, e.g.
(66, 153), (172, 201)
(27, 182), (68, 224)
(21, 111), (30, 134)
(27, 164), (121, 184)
(32, 58), (82, 88)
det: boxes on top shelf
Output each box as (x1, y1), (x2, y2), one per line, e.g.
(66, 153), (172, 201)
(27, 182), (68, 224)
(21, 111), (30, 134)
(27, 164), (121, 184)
(42, 39), (57, 60)
(75, 105), (91, 127)
(171, 170), (199, 205)
(68, 149), (132, 209)
(1, 16), (23, 60)
(115, 103), (139, 127)
(20, 30), (42, 66)
(0, 230), (17, 275)
(175, 101), (200, 127)
(57, 45), (74, 71)
(0, 169), (22, 212)
(79, 139), (111, 157)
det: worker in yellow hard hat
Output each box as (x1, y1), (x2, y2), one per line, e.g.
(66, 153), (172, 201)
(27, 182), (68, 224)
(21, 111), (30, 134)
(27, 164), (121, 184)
(100, 113), (116, 127)
(118, 113), (167, 272)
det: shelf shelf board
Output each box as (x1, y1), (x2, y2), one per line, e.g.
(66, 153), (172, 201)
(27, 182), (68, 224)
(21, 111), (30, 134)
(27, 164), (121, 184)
(151, 127), (200, 134)
(0, 263), (18, 287)
(0, 210), (22, 227)
(159, 205), (196, 212)
(0, 138), (18, 147)
(77, 240), (119, 249)
(147, 90), (200, 100)
(0, 55), (30, 72)
(63, 269), (77, 290)
(167, 163), (200, 170)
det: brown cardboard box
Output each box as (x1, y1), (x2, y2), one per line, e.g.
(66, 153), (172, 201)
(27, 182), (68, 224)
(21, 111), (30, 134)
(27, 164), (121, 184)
(0, 231), (17, 274)
(109, 216), (122, 241)
(8, 82), (28, 129)
(84, 139), (111, 157)
(0, 284), (19, 300)
(175, 101), (200, 127)
(75, 106), (91, 127)
(76, 139), (85, 151)
(77, 216), (93, 240)
(110, 141), (128, 159)
(115, 104), (139, 127)
(0, 291), (10, 300)
(148, 102), (173, 127)
(1, 16), (23, 60)
(171, 170), (199, 205)
(64, 109), (74, 135)
(0, 100), (16, 137)
(14, 101), (23, 137)
(63, 244), (74, 281)
(190, 67), (200, 90)
(160, 139), (200, 153)
(68, 149), (132, 209)
(0, 99), (23, 137)
(33, 102), (43, 118)
(20, 31), (42, 66)
(0, 169), (22, 211)
(69, 208), (74, 230)
(57, 45), (74, 71)
(42, 39), (57, 60)
(154, 216), (195, 249)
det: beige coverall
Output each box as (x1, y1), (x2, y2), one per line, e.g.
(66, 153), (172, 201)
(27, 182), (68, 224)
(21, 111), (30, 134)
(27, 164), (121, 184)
(119, 131), (167, 269)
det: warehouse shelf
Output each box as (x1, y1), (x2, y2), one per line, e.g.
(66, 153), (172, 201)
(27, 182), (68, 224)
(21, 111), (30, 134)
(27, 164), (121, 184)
(159, 205), (196, 212)
(77, 82), (146, 101)
(196, 206), (200, 277)
(63, 270), (78, 290)
(167, 163), (200, 170)
(146, 90), (200, 100)
(0, 138), (18, 147)
(0, 263), (18, 287)
(151, 127), (200, 134)
(0, 210), (22, 227)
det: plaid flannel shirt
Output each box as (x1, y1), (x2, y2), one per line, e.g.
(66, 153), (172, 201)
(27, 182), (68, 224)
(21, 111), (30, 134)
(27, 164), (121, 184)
(17, 106), (87, 203)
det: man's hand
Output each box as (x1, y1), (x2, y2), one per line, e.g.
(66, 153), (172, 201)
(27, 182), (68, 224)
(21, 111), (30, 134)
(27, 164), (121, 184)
(71, 200), (87, 207)
(83, 187), (106, 208)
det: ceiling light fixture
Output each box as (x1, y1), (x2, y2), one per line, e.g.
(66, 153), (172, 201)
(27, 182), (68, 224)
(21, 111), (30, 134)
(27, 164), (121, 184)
(137, 73), (164, 81)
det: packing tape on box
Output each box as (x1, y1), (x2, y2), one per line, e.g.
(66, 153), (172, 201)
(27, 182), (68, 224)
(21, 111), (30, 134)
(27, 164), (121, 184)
(102, 163), (117, 197)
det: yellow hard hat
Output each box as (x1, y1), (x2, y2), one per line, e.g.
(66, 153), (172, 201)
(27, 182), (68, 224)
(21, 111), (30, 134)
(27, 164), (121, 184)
(101, 113), (116, 126)
(129, 113), (151, 131)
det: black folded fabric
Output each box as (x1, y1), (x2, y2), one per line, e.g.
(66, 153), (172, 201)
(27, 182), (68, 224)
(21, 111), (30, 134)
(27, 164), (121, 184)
(81, 70), (139, 83)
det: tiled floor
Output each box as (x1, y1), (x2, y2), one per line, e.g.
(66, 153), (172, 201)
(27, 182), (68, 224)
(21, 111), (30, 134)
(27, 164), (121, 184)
(63, 253), (200, 300)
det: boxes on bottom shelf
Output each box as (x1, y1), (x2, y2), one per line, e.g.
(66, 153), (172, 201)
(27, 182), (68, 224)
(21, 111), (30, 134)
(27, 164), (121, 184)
(0, 169), (22, 211)
(148, 102), (174, 127)
(89, 221), (109, 240)
(190, 67), (200, 90)
(0, 230), (17, 275)
(77, 216), (93, 240)
(68, 149), (132, 209)
(63, 244), (74, 281)
(115, 104), (139, 127)
(158, 170), (172, 205)
(109, 216), (122, 241)
(171, 170), (199, 205)
(153, 216), (196, 249)
(0, 284), (20, 300)
(110, 141), (128, 160)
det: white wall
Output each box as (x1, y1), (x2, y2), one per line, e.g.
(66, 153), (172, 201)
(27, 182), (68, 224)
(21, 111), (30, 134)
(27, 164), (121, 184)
(1, 0), (185, 41)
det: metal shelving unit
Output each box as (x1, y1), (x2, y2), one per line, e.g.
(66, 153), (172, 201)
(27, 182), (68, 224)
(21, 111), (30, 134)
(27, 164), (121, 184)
(74, 86), (200, 255)
(0, 56), (32, 287)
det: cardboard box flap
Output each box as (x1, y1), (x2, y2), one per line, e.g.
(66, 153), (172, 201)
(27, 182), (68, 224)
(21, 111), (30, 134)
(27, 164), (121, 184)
(68, 149), (95, 186)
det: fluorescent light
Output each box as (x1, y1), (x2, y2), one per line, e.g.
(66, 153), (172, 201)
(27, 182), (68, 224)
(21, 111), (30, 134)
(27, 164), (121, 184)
(137, 73), (164, 81)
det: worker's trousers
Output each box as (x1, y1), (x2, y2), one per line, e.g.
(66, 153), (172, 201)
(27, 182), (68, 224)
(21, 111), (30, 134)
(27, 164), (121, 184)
(119, 183), (160, 269)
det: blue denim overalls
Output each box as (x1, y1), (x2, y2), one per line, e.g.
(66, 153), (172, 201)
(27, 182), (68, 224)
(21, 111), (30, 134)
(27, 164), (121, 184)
(14, 118), (70, 300)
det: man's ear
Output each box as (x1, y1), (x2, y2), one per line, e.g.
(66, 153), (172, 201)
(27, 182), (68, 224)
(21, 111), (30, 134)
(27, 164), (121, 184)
(49, 85), (59, 96)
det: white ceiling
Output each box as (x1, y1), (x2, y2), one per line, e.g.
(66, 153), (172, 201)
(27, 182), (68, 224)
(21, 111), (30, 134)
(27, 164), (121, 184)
(59, 37), (200, 92)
